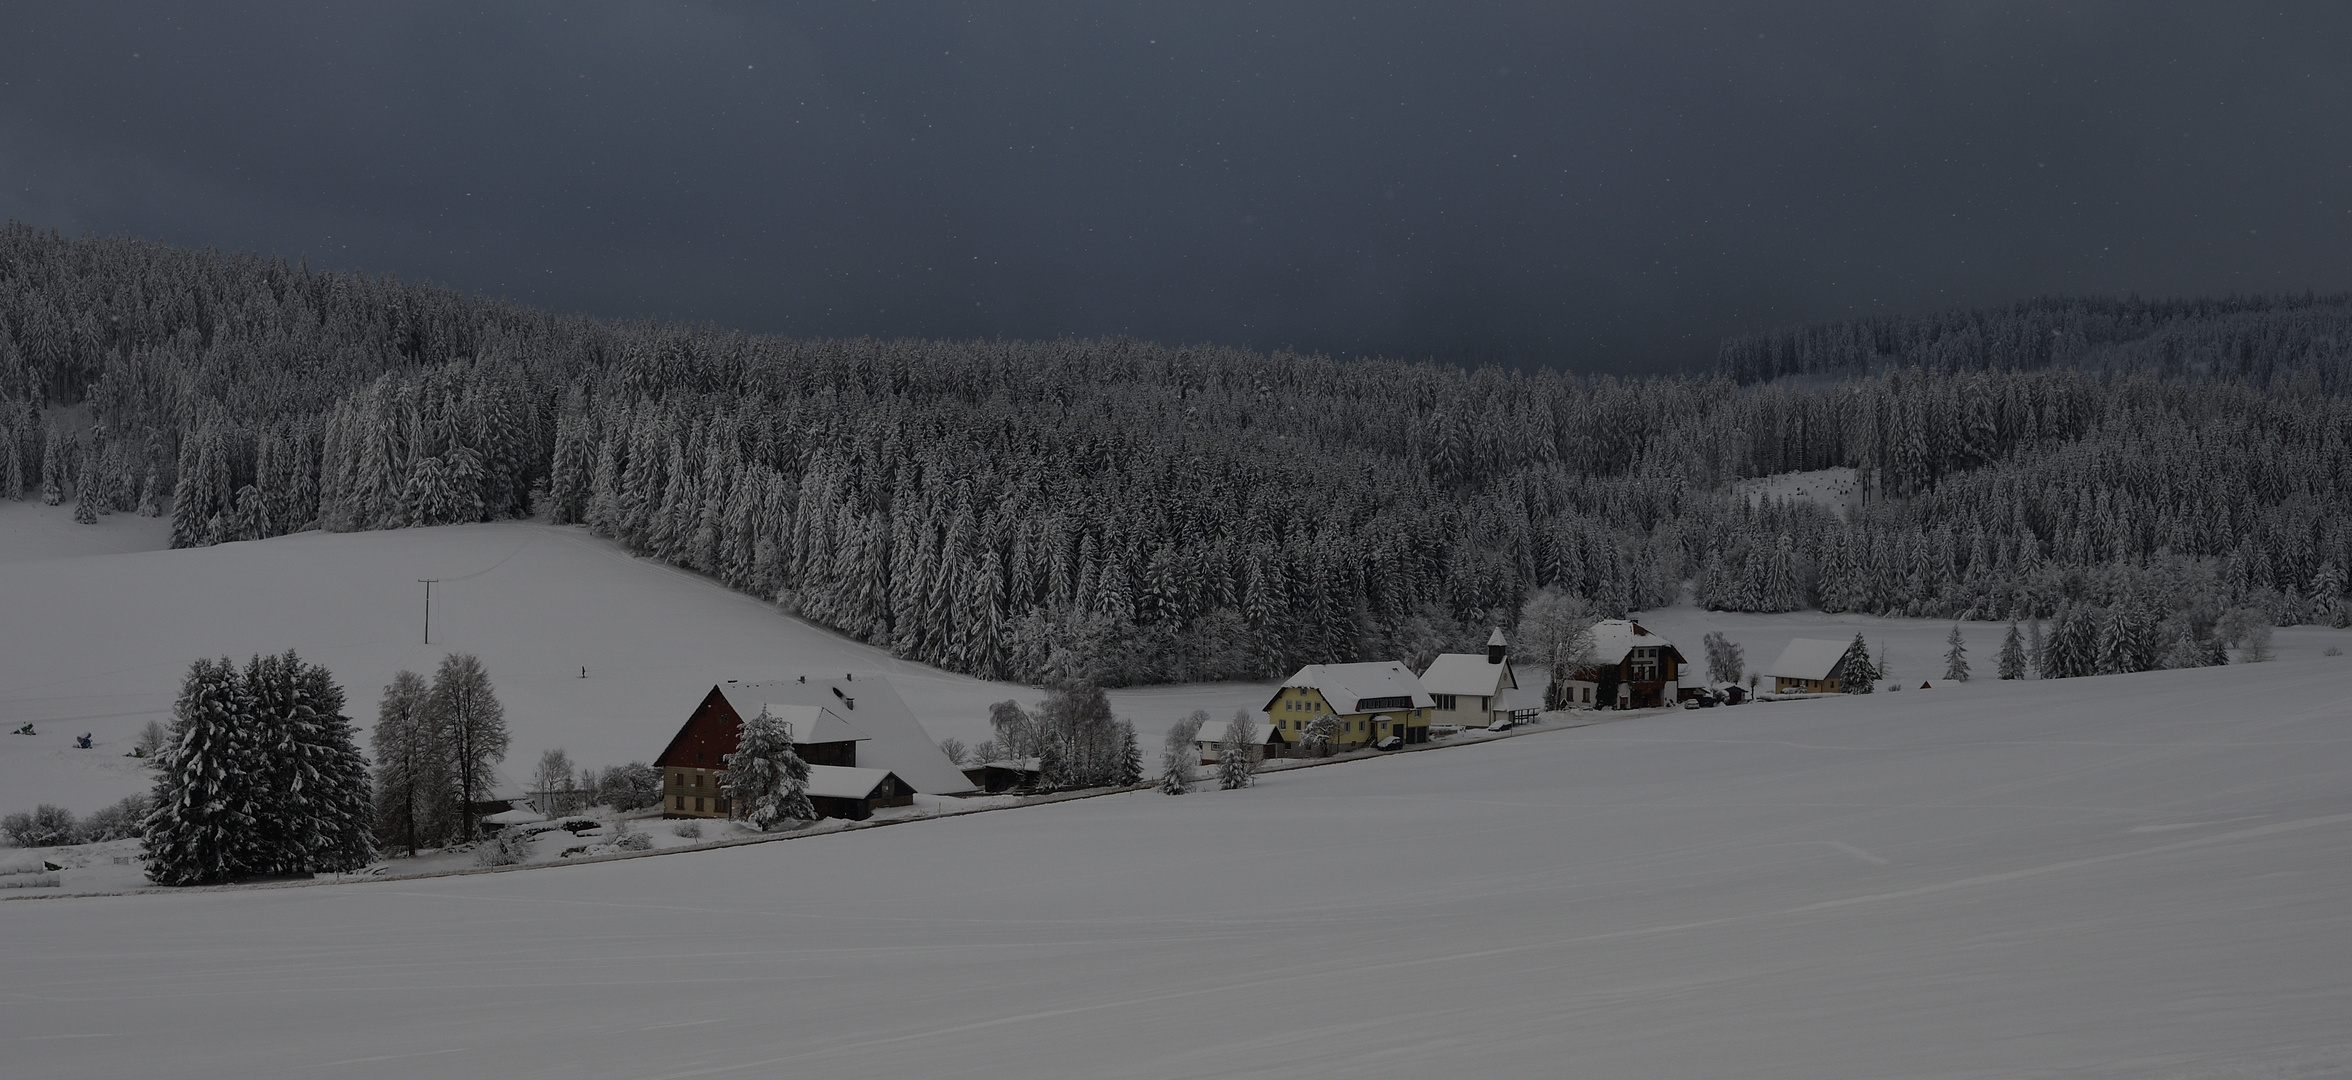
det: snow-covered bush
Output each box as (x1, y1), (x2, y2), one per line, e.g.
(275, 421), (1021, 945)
(672, 820), (702, 839)
(1, 805), (77, 847)
(474, 828), (534, 866)
(612, 820), (653, 851)
(79, 795), (151, 842)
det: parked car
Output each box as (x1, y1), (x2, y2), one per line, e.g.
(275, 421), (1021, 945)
(1375, 735), (1404, 751)
(1486, 719), (1514, 732)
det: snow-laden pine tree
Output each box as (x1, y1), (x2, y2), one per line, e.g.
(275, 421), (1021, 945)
(1838, 633), (1877, 694)
(1997, 622), (2027, 680)
(722, 707), (815, 829)
(1115, 721), (1144, 786)
(1159, 711), (1205, 794)
(1943, 625), (1970, 682)
(144, 659), (261, 885)
(258, 651), (374, 874)
(1217, 711), (1257, 790)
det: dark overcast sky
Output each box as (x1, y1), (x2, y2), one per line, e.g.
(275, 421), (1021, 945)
(3, 3), (2349, 372)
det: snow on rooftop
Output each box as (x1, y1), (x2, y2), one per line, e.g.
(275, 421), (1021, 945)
(1420, 652), (1515, 697)
(803, 764), (903, 801)
(1588, 618), (1681, 664)
(1770, 638), (1859, 680)
(1270, 661), (1435, 712)
(727, 676), (976, 794)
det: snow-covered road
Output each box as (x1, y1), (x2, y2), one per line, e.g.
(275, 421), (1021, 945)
(5, 659), (2350, 1078)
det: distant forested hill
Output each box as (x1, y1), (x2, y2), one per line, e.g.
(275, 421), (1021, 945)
(3, 222), (2346, 685)
(1718, 294), (2352, 389)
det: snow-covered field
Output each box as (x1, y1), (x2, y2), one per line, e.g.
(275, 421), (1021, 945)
(0, 507), (1273, 814)
(5, 658), (2350, 1078)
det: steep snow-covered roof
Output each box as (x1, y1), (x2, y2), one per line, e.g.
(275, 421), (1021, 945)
(1193, 720), (1284, 745)
(804, 765), (904, 801)
(737, 702), (867, 745)
(1770, 639), (1857, 681)
(1265, 661), (1435, 713)
(1588, 619), (1683, 664)
(1420, 652), (1517, 697)
(725, 676), (976, 794)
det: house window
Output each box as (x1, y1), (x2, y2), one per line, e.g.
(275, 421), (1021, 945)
(696, 797), (706, 812)
(1433, 694), (1457, 711)
(674, 795), (683, 810)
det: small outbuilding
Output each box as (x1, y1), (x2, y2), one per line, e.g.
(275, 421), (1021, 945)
(805, 766), (915, 821)
(962, 758), (1043, 794)
(1769, 639), (1865, 694)
(1196, 719), (1289, 764)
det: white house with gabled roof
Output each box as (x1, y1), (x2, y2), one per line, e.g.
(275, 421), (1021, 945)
(1420, 628), (1521, 729)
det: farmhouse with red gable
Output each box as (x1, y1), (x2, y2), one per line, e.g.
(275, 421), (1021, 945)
(654, 674), (974, 821)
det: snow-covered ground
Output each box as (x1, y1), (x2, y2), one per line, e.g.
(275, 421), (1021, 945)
(5, 658), (2350, 1078)
(1626, 602), (2352, 691)
(1729, 465), (1861, 518)
(0, 517), (1275, 814)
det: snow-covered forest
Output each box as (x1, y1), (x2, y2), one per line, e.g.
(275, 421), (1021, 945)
(3, 223), (2349, 686)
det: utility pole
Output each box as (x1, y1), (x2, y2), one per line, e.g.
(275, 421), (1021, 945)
(418, 579), (439, 644)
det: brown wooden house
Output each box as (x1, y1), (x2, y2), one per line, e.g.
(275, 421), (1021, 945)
(1572, 619), (1695, 709)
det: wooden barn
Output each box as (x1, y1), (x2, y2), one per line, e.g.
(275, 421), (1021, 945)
(805, 766), (916, 821)
(655, 686), (868, 819)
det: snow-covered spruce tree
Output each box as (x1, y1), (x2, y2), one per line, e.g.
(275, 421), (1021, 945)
(1837, 634), (1877, 694)
(1115, 721), (1144, 786)
(38, 426), (63, 506)
(722, 707), (815, 830)
(143, 659), (261, 885)
(372, 669), (447, 856)
(2159, 632), (2215, 670)
(1944, 625), (1970, 682)
(245, 651), (374, 875)
(1702, 630), (1744, 686)
(426, 653), (509, 841)
(1159, 711), (1206, 795)
(1217, 711), (1257, 790)
(1997, 622), (2027, 680)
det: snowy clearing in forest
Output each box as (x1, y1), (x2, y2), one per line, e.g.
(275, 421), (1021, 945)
(0, 520), (1274, 815)
(5, 659), (2352, 1078)
(1729, 465), (1861, 518)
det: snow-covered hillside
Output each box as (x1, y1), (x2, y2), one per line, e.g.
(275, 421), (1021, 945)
(7, 659), (2351, 1078)
(0, 519), (1272, 813)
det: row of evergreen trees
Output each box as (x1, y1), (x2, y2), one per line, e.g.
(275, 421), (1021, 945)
(142, 653), (374, 885)
(5, 224), (2349, 687)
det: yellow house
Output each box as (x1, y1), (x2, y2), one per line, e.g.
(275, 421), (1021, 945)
(1262, 661), (1436, 748)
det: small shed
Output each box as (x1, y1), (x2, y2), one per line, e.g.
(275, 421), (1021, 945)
(962, 758), (1043, 794)
(1195, 720), (1288, 763)
(805, 766), (914, 821)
